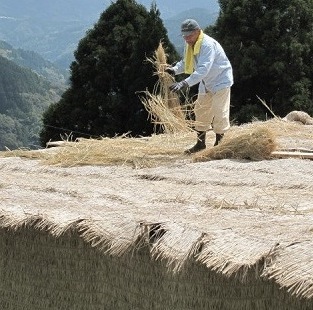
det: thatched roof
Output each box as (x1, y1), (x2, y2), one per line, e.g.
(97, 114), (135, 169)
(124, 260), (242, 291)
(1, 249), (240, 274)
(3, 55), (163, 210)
(1, 119), (313, 300)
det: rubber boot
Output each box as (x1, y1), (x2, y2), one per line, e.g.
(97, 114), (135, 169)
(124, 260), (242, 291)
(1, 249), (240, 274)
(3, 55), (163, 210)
(184, 131), (206, 154)
(214, 133), (224, 146)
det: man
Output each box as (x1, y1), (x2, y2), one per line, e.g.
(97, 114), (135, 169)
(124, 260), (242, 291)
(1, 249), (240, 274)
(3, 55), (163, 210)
(167, 19), (233, 154)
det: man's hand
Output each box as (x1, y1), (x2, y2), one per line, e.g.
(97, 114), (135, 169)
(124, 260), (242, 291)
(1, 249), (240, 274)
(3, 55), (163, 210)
(169, 80), (188, 93)
(165, 67), (175, 75)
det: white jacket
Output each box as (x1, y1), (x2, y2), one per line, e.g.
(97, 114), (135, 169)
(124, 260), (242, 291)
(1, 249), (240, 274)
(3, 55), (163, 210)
(173, 33), (233, 94)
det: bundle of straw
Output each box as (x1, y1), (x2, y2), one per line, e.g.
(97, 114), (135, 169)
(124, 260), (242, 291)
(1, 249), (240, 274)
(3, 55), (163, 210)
(282, 111), (313, 125)
(193, 125), (277, 162)
(141, 92), (194, 134)
(142, 42), (192, 133)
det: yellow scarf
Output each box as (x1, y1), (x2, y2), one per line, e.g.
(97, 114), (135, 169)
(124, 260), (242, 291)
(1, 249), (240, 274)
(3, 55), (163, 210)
(184, 30), (204, 74)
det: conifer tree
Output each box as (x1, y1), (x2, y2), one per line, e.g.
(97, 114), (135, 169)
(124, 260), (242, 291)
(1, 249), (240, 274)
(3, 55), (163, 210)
(40, 0), (179, 144)
(207, 0), (313, 123)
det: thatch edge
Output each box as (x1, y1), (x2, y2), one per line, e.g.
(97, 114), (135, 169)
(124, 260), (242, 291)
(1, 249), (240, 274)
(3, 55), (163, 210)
(0, 211), (312, 300)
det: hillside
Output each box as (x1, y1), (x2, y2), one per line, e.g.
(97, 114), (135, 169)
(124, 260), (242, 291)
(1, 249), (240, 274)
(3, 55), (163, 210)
(0, 40), (69, 87)
(0, 55), (63, 150)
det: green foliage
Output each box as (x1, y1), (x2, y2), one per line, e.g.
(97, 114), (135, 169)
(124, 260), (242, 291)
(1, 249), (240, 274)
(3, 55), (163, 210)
(40, 0), (179, 145)
(207, 0), (313, 123)
(0, 114), (23, 150)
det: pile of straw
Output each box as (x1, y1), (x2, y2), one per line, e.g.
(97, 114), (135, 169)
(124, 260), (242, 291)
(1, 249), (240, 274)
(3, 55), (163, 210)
(282, 110), (313, 125)
(0, 133), (193, 168)
(193, 123), (277, 162)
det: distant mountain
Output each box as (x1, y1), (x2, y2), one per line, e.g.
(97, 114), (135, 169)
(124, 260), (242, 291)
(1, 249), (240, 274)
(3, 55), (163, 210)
(0, 0), (110, 22)
(0, 0), (219, 69)
(139, 0), (219, 19)
(0, 40), (69, 88)
(0, 0), (218, 22)
(0, 0), (110, 68)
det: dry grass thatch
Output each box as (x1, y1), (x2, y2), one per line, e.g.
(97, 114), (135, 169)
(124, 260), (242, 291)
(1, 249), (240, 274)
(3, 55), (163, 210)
(0, 133), (193, 168)
(283, 110), (313, 125)
(193, 123), (277, 162)
(140, 92), (195, 134)
(1, 227), (312, 309)
(0, 120), (313, 306)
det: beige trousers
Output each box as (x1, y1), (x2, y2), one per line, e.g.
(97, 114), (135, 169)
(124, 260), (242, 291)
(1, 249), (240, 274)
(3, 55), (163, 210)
(194, 87), (231, 134)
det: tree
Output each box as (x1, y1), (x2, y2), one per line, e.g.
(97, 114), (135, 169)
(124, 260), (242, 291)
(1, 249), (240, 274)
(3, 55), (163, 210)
(206, 0), (313, 123)
(40, 0), (179, 145)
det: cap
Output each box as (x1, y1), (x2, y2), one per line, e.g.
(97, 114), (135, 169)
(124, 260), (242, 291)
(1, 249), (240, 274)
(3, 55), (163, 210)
(181, 19), (200, 36)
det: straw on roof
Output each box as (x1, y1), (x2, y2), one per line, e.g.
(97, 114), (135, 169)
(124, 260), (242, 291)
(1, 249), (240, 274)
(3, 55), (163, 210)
(1, 133), (313, 303)
(193, 123), (277, 162)
(0, 117), (312, 167)
(283, 110), (313, 125)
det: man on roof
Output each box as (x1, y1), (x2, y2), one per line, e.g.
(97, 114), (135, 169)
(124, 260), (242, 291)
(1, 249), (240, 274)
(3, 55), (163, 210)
(167, 19), (233, 154)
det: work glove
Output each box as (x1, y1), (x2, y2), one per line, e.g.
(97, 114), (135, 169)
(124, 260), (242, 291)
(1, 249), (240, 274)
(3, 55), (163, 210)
(169, 80), (188, 93)
(165, 67), (175, 75)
